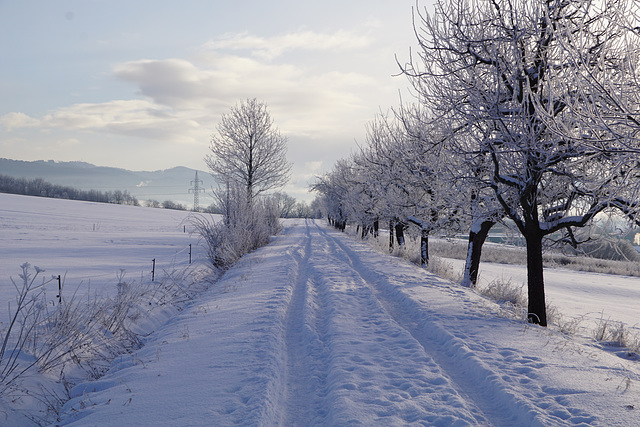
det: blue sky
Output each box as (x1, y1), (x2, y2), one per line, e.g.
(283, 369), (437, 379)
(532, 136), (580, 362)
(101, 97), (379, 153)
(0, 0), (431, 201)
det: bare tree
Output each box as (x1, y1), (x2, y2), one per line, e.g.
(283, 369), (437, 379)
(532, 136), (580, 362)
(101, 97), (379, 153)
(271, 191), (297, 218)
(405, 0), (640, 325)
(205, 98), (292, 205)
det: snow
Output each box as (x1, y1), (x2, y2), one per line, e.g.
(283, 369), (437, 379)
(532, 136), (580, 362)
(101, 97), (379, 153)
(0, 193), (199, 308)
(445, 258), (640, 337)
(1, 193), (640, 425)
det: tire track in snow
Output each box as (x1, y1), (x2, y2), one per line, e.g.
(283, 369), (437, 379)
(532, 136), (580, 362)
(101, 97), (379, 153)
(300, 221), (490, 425)
(315, 222), (598, 426)
(316, 224), (516, 424)
(280, 219), (333, 426)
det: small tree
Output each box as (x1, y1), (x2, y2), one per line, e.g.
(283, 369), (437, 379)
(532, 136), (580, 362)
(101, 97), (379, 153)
(205, 98), (292, 206)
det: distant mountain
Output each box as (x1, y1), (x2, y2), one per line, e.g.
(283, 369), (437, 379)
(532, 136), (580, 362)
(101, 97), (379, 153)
(0, 158), (215, 209)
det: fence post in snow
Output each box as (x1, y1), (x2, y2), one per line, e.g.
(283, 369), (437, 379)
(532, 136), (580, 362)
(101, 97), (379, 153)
(152, 258), (156, 282)
(56, 275), (62, 304)
(189, 244), (192, 264)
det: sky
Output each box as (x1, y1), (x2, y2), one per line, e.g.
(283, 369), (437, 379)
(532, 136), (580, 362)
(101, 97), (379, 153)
(0, 0), (433, 202)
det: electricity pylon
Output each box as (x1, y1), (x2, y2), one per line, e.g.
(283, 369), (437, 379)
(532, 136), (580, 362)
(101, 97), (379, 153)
(189, 171), (204, 211)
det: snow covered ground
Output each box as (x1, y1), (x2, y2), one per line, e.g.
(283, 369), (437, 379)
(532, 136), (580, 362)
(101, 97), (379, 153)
(444, 258), (640, 338)
(0, 193), (200, 312)
(1, 193), (640, 425)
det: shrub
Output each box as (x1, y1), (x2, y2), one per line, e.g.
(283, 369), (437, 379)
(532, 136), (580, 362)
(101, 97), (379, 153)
(477, 277), (526, 308)
(0, 263), (53, 395)
(565, 238), (640, 262)
(193, 193), (282, 270)
(593, 314), (640, 353)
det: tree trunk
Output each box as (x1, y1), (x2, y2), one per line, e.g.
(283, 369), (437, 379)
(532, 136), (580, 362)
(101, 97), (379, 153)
(525, 228), (547, 326)
(389, 219), (395, 252)
(373, 219), (379, 238)
(420, 227), (429, 267)
(462, 220), (495, 287)
(395, 222), (405, 246)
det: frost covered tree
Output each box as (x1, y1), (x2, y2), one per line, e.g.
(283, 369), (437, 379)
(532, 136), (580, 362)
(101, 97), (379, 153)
(351, 109), (464, 265)
(312, 158), (355, 231)
(271, 192), (297, 218)
(404, 0), (640, 325)
(379, 109), (458, 265)
(356, 113), (410, 248)
(201, 99), (290, 268)
(205, 98), (292, 205)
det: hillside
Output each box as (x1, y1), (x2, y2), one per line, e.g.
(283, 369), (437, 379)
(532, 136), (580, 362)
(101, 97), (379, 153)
(0, 158), (214, 208)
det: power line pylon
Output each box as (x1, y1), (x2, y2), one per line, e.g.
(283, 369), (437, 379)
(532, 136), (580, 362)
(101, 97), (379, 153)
(189, 170), (204, 211)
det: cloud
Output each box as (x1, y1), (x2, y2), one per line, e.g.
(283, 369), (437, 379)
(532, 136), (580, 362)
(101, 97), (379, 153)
(2, 27), (403, 183)
(2, 100), (203, 143)
(113, 59), (215, 109)
(203, 30), (373, 60)
(111, 51), (385, 140)
(0, 112), (40, 130)
(56, 138), (81, 148)
(40, 100), (203, 142)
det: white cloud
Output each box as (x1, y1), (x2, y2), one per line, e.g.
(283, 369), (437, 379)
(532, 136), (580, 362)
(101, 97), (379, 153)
(0, 112), (40, 130)
(1, 100), (204, 144)
(305, 161), (324, 172)
(203, 30), (373, 60)
(52, 100), (198, 141)
(1, 27), (405, 190)
(56, 138), (81, 148)
(111, 50), (386, 141)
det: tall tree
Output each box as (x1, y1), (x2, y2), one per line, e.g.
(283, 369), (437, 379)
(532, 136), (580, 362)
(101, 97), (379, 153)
(205, 98), (292, 205)
(405, 0), (640, 325)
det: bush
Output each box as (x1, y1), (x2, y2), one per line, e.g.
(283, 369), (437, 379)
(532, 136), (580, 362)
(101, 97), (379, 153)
(193, 193), (282, 270)
(477, 277), (526, 308)
(564, 238), (640, 262)
(0, 264), (54, 395)
(593, 315), (640, 353)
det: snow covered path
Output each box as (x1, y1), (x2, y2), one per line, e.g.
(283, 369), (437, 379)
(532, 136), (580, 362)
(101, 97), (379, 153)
(58, 219), (640, 426)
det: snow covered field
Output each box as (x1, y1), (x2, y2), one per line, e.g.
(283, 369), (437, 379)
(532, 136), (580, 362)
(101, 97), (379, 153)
(0, 193), (201, 314)
(1, 193), (640, 425)
(445, 258), (640, 339)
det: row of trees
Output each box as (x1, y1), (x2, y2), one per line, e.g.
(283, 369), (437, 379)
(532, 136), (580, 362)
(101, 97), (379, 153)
(202, 191), (321, 218)
(144, 199), (188, 211)
(0, 174), (194, 211)
(270, 192), (323, 219)
(313, 0), (640, 326)
(0, 174), (140, 206)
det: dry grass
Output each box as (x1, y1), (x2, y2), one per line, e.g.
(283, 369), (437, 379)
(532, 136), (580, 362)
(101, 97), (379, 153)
(1, 262), (214, 423)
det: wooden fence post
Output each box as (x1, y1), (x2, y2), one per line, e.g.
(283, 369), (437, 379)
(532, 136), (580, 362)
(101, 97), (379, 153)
(56, 275), (62, 304)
